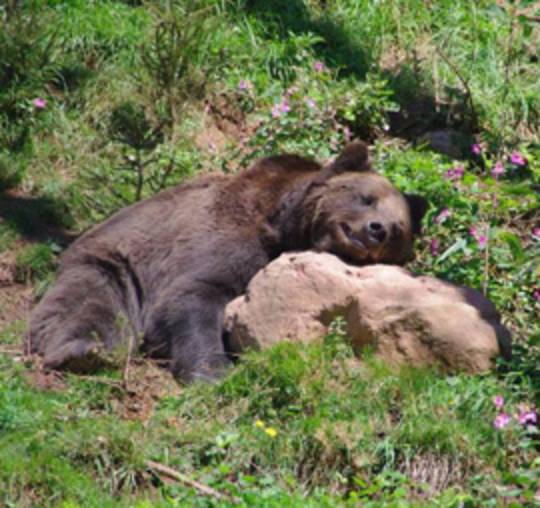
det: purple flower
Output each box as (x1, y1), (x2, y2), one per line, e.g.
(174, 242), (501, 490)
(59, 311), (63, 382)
(238, 79), (250, 91)
(272, 98), (291, 117)
(470, 226), (488, 249)
(314, 61), (325, 73)
(430, 238), (440, 256)
(477, 235), (487, 249)
(444, 169), (455, 180)
(491, 161), (505, 178)
(534, 290), (540, 301)
(518, 408), (537, 425)
(510, 151), (527, 166)
(493, 412), (511, 429)
(305, 97), (316, 109)
(280, 99), (291, 114)
(493, 395), (504, 409)
(33, 97), (47, 109)
(532, 227), (540, 239)
(434, 208), (451, 224)
(471, 143), (482, 155)
(444, 166), (464, 181)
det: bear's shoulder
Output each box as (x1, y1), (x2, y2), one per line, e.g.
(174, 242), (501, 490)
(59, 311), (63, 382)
(247, 154), (321, 176)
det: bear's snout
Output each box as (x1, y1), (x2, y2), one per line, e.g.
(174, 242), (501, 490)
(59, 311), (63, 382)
(366, 221), (387, 244)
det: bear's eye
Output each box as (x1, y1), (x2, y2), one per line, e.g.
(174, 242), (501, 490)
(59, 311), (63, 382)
(362, 195), (376, 206)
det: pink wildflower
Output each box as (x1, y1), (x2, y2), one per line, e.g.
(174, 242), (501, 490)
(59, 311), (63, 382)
(314, 61), (325, 73)
(271, 104), (281, 118)
(493, 413), (511, 429)
(477, 235), (487, 249)
(445, 166), (464, 181)
(534, 290), (540, 301)
(491, 161), (505, 178)
(517, 408), (537, 425)
(509, 151), (527, 166)
(470, 227), (488, 249)
(493, 395), (504, 409)
(305, 97), (316, 109)
(532, 228), (540, 239)
(430, 238), (440, 256)
(444, 169), (455, 180)
(33, 98), (46, 109)
(434, 208), (451, 225)
(471, 143), (482, 155)
(343, 125), (351, 141)
(280, 99), (291, 114)
(238, 79), (250, 91)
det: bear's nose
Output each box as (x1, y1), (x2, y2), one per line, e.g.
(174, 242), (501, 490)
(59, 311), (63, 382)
(368, 222), (387, 243)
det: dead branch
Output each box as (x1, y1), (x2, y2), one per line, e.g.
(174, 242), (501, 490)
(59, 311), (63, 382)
(146, 460), (240, 504)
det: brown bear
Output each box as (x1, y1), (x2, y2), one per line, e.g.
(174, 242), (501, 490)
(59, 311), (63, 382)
(28, 142), (428, 382)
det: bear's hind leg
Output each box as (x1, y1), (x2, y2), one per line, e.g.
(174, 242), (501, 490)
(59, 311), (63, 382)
(29, 264), (134, 372)
(143, 288), (232, 383)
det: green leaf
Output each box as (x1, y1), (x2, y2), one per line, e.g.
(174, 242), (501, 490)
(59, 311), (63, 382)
(436, 237), (467, 263)
(501, 183), (534, 196)
(498, 231), (525, 262)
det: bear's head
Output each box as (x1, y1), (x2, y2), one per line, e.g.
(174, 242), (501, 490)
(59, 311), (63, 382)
(304, 142), (428, 265)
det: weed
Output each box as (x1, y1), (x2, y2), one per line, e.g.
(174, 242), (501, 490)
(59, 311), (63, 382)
(15, 243), (57, 283)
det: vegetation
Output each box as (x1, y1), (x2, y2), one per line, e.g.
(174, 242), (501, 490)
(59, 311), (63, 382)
(0, 0), (538, 506)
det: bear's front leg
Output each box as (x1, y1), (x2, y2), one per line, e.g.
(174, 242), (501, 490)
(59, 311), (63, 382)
(144, 289), (232, 383)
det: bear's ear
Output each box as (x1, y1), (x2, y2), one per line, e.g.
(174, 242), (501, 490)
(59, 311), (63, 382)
(405, 193), (429, 235)
(322, 141), (371, 177)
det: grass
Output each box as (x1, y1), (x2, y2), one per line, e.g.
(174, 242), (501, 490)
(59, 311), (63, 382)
(0, 0), (539, 506)
(0, 338), (537, 507)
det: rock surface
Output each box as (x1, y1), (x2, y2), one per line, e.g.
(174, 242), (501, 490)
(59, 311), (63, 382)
(224, 252), (511, 373)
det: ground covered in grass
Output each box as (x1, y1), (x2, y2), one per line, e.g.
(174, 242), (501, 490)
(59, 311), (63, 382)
(0, 0), (539, 506)
(1, 338), (538, 507)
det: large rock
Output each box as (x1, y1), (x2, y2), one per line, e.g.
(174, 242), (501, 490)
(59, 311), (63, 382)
(224, 252), (511, 373)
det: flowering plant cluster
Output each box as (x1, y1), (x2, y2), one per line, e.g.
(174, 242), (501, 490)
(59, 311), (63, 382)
(492, 395), (537, 430)
(234, 57), (395, 163)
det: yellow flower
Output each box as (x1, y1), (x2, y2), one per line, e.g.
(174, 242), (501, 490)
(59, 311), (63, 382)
(255, 419), (265, 429)
(264, 427), (278, 438)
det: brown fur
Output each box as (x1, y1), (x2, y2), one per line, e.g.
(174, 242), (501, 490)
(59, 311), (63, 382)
(28, 142), (428, 382)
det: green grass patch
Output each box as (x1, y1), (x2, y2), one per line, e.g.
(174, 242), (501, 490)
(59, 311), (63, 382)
(1, 337), (537, 507)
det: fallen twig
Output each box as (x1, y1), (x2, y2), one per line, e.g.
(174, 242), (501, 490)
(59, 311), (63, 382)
(146, 460), (240, 504)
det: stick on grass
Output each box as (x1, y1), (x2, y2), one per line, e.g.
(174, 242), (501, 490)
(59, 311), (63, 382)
(146, 460), (241, 504)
